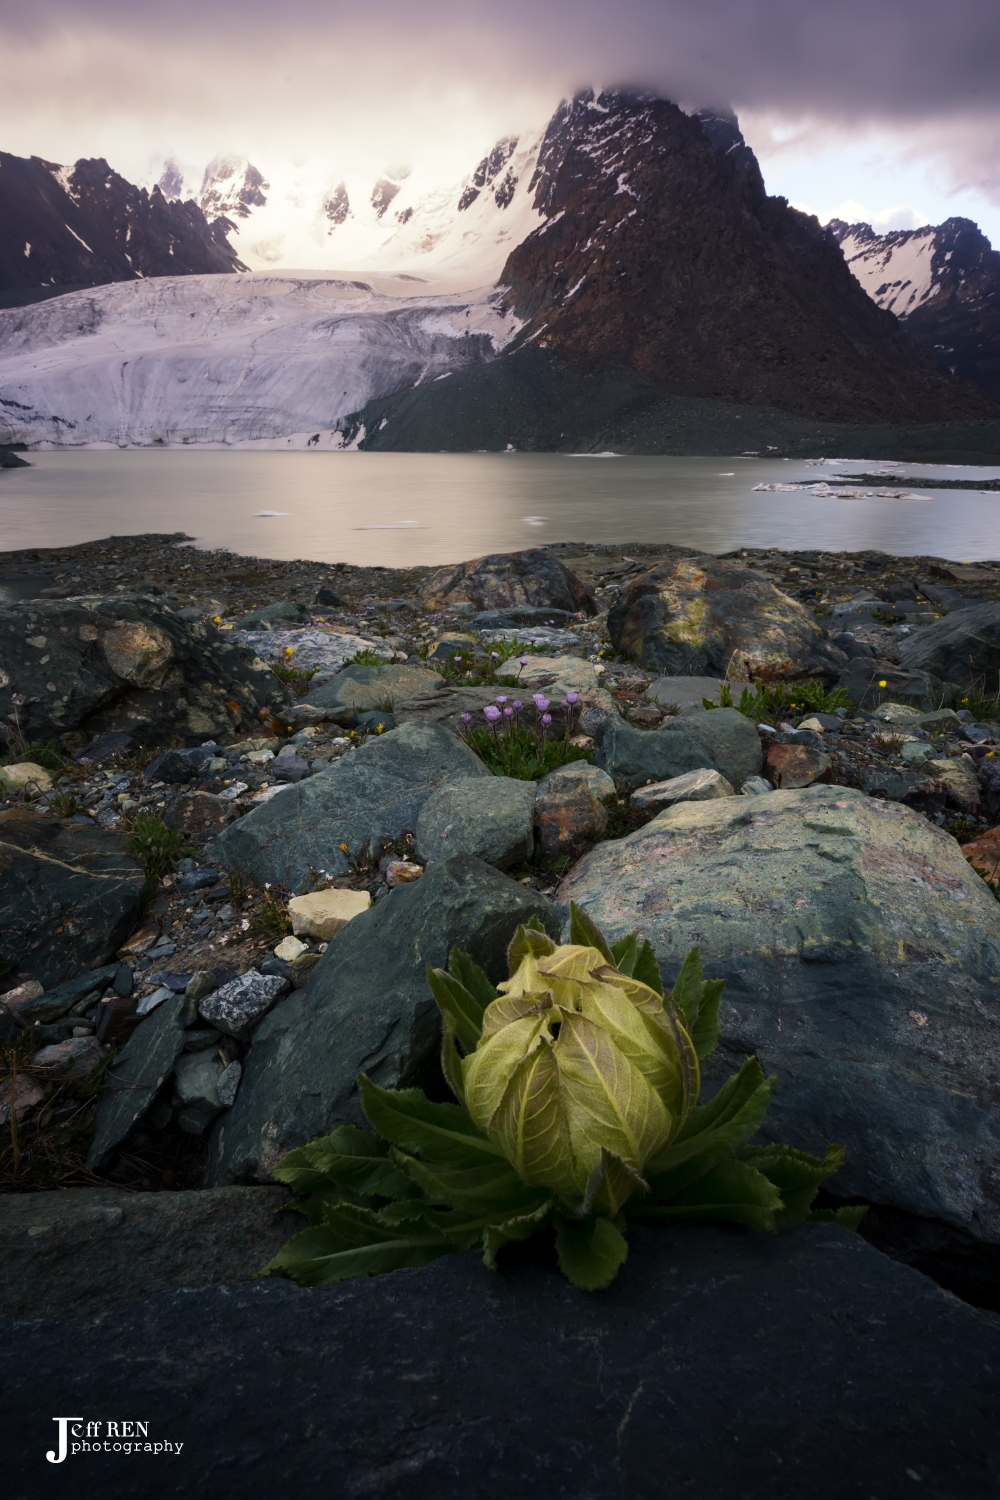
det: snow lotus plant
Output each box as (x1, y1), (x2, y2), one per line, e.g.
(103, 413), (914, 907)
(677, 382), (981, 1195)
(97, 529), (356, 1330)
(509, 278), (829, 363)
(264, 906), (865, 1291)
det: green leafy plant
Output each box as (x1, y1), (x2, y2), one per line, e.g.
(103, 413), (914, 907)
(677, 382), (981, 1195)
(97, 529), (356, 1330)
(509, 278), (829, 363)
(265, 905), (864, 1292)
(348, 647), (385, 666)
(434, 638), (546, 688)
(249, 883), (293, 940)
(465, 722), (594, 781)
(704, 680), (851, 723)
(270, 661), (321, 698)
(125, 811), (188, 902)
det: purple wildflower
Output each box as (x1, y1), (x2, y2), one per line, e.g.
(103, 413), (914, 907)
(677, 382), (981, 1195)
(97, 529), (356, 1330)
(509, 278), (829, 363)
(519, 656), (529, 665)
(483, 705), (502, 722)
(503, 706), (514, 718)
(564, 692), (579, 704)
(541, 713), (552, 726)
(532, 694), (550, 711)
(495, 695), (507, 705)
(461, 712), (472, 723)
(512, 700), (522, 710)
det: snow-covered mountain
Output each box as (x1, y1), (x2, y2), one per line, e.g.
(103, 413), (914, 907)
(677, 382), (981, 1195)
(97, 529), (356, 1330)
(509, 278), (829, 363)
(160, 135), (549, 290)
(0, 273), (520, 447)
(831, 217), (1000, 400)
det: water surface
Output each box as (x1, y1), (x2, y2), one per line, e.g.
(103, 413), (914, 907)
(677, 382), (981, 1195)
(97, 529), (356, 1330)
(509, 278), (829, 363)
(1, 451), (999, 566)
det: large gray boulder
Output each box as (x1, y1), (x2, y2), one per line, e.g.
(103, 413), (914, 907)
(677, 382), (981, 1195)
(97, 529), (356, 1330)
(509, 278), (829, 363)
(415, 776), (536, 869)
(6, 1225), (1000, 1495)
(211, 720), (489, 890)
(87, 995), (187, 1170)
(0, 594), (283, 745)
(206, 855), (558, 1185)
(0, 811), (144, 988)
(304, 662), (446, 713)
(594, 707), (762, 789)
(419, 548), (597, 615)
(608, 555), (846, 680)
(561, 784), (1000, 1242)
(900, 602), (1000, 686)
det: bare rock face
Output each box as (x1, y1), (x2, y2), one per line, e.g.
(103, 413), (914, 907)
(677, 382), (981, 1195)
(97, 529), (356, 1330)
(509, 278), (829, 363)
(561, 785), (1000, 1243)
(501, 90), (994, 424)
(0, 595), (285, 746)
(608, 555), (846, 680)
(419, 549), (597, 616)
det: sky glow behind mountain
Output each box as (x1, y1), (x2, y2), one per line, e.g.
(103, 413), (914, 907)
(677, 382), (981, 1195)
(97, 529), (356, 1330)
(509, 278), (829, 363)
(2, 0), (999, 245)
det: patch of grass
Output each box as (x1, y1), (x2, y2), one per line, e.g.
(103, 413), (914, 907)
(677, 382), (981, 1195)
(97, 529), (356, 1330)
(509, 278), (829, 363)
(956, 682), (1000, 722)
(47, 790), (80, 818)
(872, 731), (906, 755)
(601, 792), (659, 841)
(348, 647), (385, 666)
(464, 722), (594, 781)
(270, 661), (321, 698)
(0, 737), (70, 771)
(1, 1036), (111, 1191)
(706, 680), (852, 724)
(126, 811), (188, 903)
(434, 638), (547, 688)
(249, 884), (292, 940)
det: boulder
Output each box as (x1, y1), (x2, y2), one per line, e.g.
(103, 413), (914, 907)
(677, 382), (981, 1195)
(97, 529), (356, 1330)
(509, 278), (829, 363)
(646, 675), (750, 713)
(536, 762), (616, 799)
(560, 785), (1000, 1242)
(206, 855), (558, 1185)
(240, 629), (391, 685)
(415, 776), (536, 869)
(6, 1225), (1000, 1495)
(629, 767), (735, 811)
(419, 547), (597, 616)
(287, 888), (370, 940)
(211, 720), (489, 891)
(0, 761), (53, 797)
(0, 595), (284, 746)
(764, 743), (832, 788)
(0, 812), (144, 989)
(900, 602), (1000, 686)
(925, 756), (982, 814)
(837, 658), (954, 711)
(236, 600), (309, 629)
(145, 746), (216, 784)
(198, 970), (291, 1041)
(534, 780), (608, 860)
(594, 708), (762, 790)
(87, 995), (187, 1169)
(607, 556), (845, 679)
(0, 1186), (290, 1320)
(304, 662), (445, 714)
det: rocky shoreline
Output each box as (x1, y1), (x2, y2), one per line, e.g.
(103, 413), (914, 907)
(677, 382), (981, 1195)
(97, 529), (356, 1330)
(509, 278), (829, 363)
(5, 531), (1000, 1484)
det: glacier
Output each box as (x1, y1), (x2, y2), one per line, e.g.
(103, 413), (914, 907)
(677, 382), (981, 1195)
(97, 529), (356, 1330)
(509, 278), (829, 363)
(0, 274), (521, 447)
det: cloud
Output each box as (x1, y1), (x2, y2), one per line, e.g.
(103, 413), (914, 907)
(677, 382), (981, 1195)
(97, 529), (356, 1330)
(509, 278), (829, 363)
(1, 0), (998, 213)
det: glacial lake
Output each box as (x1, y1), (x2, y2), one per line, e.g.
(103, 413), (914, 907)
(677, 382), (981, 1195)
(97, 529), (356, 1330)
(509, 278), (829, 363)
(1, 450), (999, 569)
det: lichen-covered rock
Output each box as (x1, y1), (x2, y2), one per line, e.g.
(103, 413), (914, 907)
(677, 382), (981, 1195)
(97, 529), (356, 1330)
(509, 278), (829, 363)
(415, 776), (536, 869)
(534, 780), (608, 860)
(211, 720), (489, 891)
(560, 784), (1000, 1242)
(303, 662), (445, 714)
(764, 743), (832, 788)
(536, 762), (616, 799)
(0, 595), (284, 745)
(0, 812), (144, 989)
(595, 708), (762, 789)
(206, 855), (559, 1185)
(629, 767), (734, 810)
(198, 970), (291, 1040)
(607, 556), (845, 679)
(0, 762), (53, 796)
(419, 548), (597, 616)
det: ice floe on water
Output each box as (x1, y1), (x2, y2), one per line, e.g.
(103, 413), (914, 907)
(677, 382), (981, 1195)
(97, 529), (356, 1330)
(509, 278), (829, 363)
(752, 482), (933, 500)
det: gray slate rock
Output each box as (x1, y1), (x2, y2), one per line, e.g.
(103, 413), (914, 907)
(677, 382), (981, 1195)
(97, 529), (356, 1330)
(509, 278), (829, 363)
(629, 767), (734, 811)
(0, 812), (144, 989)
(5, 1224), (1000, 1496)
(646, 675), (749, 713)
(900, 602), (1000, 686)
(837, 657), (954, 710)
(87, 996), (187, 1169)
(211, 720), (489, 890)
(0, 594), (284, 744)
(16, 961), (125, 1023)
(207, 855), (558, 1185)
(594, 708), (762, 789)
(0, 1186), (289, 1320)
(236, 599), (309, 629)
(415, 776), (536, 869)
(198, 970), (291, 1040)
(561, 784), (1000, 1242)
(536, 762), (616, 799)
(304, 662), (445, 713)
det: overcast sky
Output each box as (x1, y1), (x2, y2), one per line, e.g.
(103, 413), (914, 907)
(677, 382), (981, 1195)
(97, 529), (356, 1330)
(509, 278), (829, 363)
(2, 0), (999, 244)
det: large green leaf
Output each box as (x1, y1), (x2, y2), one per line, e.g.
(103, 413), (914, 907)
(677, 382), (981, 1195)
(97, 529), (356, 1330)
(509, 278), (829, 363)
(740, 1142), (851, 1228)
(392, 1149), (551, 1218)
(632, 940), (664, 996)
(674, 1056), (773, 1143)
(610, 931), (640, 973)
(426, 962), (484, 1052)
(488, 1038), (579, 1193)
(272, 1126), (397, 1197)
(358, 1076), (504, 1166)
(670, 947), (705, 1031)
(554, 1213), (629, 1290)
(506, 922), (558, 971)
(262, 1204), (457, 1286)
(555, 1009), (672, 1185)
(632, 1159), (783, 1231)
(447, 947), (500, 1011)
(568, 901), (615, 964)
(581, 1147), (649, 1218)
(642, 1059), (774, 1194)
(690, 977), (725, 1061)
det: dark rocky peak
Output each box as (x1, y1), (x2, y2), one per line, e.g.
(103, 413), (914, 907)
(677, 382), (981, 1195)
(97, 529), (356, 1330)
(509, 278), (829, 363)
(157, 158), (185, 201)
(693, 106), (763, 188)
(325, 181), (350, 228)
(199, 155), (268, 221)
(0, 150), (246, 296)
(371, 178), (400, 218)
(499, 92), (996, 425)
(458, 135), (520, 212)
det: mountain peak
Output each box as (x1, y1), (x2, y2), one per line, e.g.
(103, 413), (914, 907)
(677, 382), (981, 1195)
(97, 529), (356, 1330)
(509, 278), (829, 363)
(200, 156), (269, 221)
